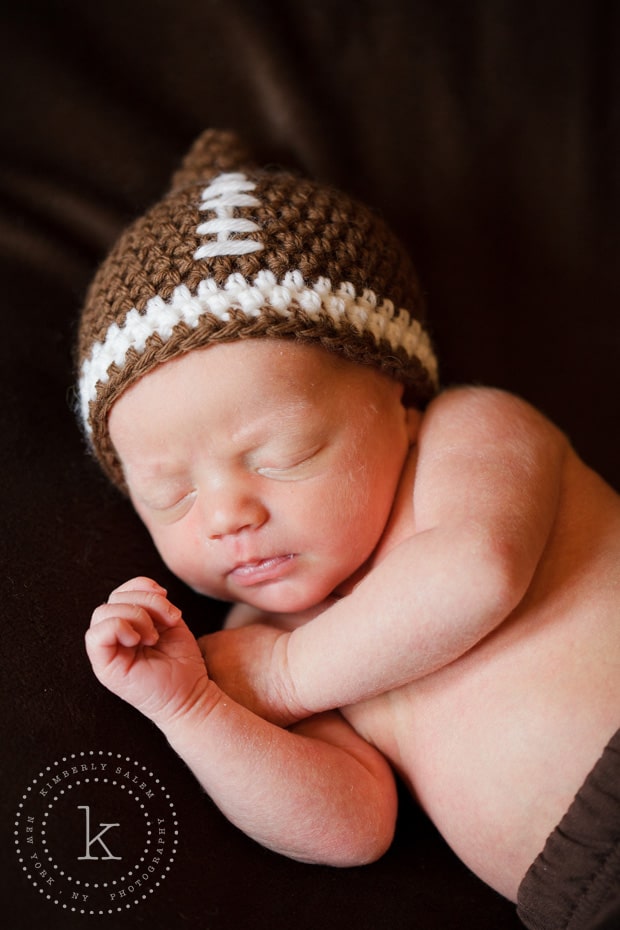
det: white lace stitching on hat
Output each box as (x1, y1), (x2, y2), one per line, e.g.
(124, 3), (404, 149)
(193, 173), (264, 258)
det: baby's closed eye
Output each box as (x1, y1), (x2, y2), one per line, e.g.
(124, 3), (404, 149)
(253, 443), (325, 480)
(139, 489), (197, 523)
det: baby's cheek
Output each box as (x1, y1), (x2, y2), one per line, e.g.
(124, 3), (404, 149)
(147, 530), (202, 589)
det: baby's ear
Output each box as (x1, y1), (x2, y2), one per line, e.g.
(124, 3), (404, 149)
(405, 406), (423, 446)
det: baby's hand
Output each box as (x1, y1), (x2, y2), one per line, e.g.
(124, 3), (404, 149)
(85, 577), (212, 726)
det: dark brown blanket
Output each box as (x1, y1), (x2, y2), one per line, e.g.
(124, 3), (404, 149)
(1, 2), (618, 928)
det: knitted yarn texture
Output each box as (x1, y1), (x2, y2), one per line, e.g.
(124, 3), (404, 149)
(76, 129), (438, 486)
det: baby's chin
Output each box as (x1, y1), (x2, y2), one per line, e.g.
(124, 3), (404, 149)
(189, 580), (332, 617)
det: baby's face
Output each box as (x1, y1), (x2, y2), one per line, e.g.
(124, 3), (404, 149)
(109, 340), (416, 614)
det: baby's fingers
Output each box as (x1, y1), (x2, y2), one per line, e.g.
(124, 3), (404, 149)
(86, 616), (142, 651)
(112, 576), (167, 596)
(84, 613), (159, 698)
(89, 602), (160, 647)
(105, 584), (182, 629)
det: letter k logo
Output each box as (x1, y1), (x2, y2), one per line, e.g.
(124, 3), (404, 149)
(77, 805), (122, 860)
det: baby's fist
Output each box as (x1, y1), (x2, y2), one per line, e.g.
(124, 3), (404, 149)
(85, 577), (208, 724)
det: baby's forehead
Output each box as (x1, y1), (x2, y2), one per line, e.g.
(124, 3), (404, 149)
(110, 340), (337, 433)
(112, 338), (401, 441)
(130, 338), (375, 395)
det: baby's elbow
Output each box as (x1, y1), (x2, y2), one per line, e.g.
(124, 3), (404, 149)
(359, 822), (396, 865)
(306, 816), (395, 869)
(475, 535), (533, 623)
(336, 789), (398, 867)
(296, 788), (397, 868)
(338, 814), (396, 867)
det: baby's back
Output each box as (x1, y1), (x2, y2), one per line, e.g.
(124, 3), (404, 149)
(343, 447), (620, 901)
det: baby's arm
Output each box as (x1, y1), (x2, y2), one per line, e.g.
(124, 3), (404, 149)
(85, 577), (397, 865)
(283, 388), (568, 713)
(205, 388), (569, 722)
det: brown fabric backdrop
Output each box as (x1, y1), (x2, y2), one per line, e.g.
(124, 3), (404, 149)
(1, 2), (618, 928)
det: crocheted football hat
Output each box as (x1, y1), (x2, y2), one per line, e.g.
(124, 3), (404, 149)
(76, 129), (438, 486)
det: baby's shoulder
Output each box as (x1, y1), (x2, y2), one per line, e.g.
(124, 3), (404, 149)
(424, 384), (547, 424)
(420, 385), (567, 449)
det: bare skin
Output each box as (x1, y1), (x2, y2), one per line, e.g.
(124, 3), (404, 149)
(86, 340), (620, 901)
(296, 436), (620, 897)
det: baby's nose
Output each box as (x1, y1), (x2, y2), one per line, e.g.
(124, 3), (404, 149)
(205, 490), (268, 539)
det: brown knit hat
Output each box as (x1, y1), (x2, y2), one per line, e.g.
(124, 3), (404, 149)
(76, 129), (438, 486)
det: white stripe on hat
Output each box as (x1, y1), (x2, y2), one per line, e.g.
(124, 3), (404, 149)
(78, 270), (438, 434)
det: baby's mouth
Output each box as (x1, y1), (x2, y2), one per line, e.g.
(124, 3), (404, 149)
(228, 554), (296, 586)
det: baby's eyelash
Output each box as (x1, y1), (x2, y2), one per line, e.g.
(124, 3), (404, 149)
(147, 489), (197, 520)
(255, 445), (323, 478)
